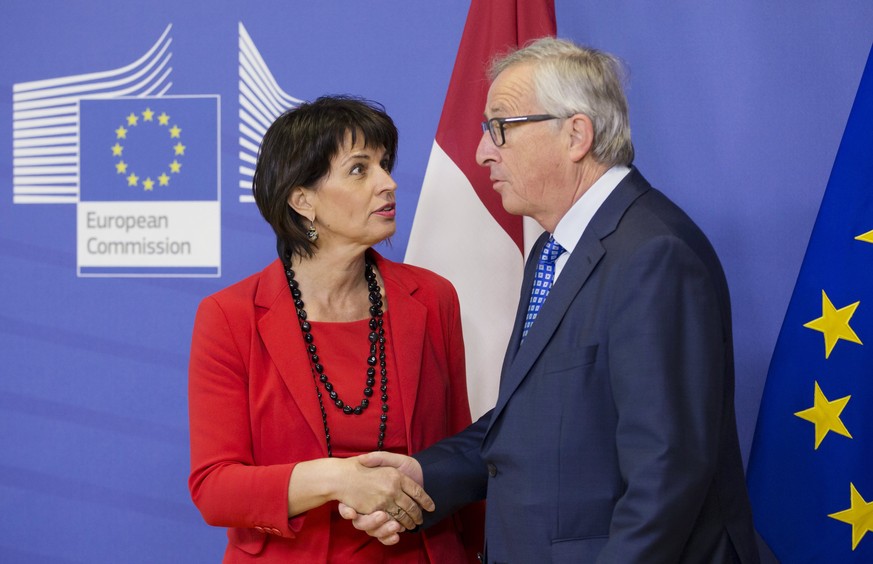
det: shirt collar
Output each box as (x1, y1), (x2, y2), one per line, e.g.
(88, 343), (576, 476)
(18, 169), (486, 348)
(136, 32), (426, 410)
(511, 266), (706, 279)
(552, 165), (631, 254)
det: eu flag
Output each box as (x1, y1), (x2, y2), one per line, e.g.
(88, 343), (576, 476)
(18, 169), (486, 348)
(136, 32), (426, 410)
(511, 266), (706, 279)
(747, 45), (873, 562)
(79, 96), (219, 202)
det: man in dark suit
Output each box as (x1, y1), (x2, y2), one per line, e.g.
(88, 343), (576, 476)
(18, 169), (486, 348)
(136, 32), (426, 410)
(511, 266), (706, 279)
(342, 37), (760, 563)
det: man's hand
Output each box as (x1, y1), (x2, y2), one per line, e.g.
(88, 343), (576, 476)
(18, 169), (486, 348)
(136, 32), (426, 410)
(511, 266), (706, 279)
(338, 452), (428, 542)
(338, 505), (405, 545)
(357, 451), (424, 485)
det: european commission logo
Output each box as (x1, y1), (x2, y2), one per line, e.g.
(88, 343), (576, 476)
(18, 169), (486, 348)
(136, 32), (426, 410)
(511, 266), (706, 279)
(11, 25), (221, 278)
(78, 96), (220, 276)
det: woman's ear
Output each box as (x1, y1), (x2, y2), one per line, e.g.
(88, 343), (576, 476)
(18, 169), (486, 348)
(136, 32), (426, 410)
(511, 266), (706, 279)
(287, 187), (314, 222)
(567, 114), (594, 163)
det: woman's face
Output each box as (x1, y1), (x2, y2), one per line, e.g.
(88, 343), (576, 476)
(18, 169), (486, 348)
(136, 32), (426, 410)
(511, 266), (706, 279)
(302, 131), (397, 251)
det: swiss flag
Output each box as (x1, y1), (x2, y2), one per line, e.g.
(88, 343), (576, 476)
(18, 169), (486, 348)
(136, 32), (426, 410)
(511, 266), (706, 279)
(405, 0), (556, 417)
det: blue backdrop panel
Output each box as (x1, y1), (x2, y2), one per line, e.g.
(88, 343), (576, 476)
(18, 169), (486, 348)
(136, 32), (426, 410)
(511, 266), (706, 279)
(1, 1), (871, 562)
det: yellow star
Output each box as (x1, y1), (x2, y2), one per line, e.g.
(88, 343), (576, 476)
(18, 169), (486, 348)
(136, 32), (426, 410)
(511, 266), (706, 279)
(142, 178), (155, 191)
(111, 143), (123, 157)
(127, 173), (139, 187)
(829, 483), (873, 550)
(803, 290), (862, 358)
(169, 160), (182, 173)
(173, 142), (186, 156)
(158, 112), (170, 126)
(115, 161), (128, 174)
(169, 125), (182, 138)
(115, 126), (128, 139)
(142, 107), (154, 121)
(856, 229), (873, 243)
(126, 113), (138, 126)
(794, 381), (852, 449)
(158, 173), (170, 186)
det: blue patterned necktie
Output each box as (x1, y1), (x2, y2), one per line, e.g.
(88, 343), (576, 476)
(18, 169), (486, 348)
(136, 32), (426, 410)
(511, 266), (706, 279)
(522, 236), (566, 340)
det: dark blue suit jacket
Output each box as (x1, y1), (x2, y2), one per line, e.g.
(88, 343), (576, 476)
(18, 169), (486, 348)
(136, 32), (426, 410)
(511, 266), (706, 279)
(415, 169), (760, 563)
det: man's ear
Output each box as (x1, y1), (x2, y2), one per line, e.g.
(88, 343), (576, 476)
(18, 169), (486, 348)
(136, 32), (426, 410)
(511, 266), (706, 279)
(287, 187), (314, 221)
(567, 114), (594, 162)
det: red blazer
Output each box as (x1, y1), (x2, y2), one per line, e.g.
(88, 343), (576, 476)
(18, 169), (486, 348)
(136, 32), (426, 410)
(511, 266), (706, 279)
(188, 251), (483, 562)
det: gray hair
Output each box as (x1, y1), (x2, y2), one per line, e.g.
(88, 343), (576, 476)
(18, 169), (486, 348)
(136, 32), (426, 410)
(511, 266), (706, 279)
(490, 37), (634, 166)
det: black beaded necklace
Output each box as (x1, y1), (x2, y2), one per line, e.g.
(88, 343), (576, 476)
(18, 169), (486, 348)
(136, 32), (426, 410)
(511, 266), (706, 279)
(283, 256), (388, 457)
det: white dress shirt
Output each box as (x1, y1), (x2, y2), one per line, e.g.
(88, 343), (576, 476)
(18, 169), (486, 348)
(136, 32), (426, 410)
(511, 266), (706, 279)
(552, 165), (631, 281)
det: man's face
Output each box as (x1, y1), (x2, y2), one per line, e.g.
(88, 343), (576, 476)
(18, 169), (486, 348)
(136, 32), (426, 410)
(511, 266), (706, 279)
(476, 63), (566, 222)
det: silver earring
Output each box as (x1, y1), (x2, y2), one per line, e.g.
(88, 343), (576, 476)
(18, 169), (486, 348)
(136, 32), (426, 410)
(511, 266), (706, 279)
(306, 221), (318, 242)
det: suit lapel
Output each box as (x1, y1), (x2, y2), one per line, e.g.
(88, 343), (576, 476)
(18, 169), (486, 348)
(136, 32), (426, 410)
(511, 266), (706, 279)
(501, 232), (548, 371)
(487, 170), (651, 434)
(256, 254), (428, 455)
(256, 259), (329, 454)
(373, 252), (426, 450)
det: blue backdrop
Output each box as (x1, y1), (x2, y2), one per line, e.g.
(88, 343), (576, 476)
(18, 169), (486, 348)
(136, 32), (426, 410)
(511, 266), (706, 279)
(1, 1), (871, 561)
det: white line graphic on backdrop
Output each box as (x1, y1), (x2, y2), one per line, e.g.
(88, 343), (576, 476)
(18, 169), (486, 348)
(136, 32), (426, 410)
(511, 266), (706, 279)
(12, 25), (174, 204)
(238, 22), (304, 203)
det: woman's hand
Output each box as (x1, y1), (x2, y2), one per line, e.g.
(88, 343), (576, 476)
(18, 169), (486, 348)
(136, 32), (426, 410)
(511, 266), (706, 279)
(337, 452), (429, 542)
(287, 453), (432, 531)
(333, 455), (433, 530)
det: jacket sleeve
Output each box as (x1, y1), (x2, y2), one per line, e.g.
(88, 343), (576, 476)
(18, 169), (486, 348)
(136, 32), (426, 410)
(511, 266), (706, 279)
(415, 413), (490, 527)
(187, 295), (305, 539)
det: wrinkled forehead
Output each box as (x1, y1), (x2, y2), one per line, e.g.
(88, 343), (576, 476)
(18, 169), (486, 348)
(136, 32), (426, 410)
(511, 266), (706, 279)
(486, 63), (539, 116)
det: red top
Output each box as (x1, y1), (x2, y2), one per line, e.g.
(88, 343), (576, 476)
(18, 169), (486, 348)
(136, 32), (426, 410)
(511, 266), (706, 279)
(188, 255), (483, 563)
(309, 312), (428, 563)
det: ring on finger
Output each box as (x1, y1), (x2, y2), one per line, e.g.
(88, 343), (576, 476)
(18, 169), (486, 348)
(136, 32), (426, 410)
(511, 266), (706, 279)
(388, 507), (405, 519)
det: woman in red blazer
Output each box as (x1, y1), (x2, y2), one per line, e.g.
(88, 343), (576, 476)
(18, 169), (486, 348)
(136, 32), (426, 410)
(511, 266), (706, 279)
(188, 96), (483, 562)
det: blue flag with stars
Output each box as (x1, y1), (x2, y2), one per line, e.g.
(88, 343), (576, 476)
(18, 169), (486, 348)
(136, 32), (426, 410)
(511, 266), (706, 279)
(747, 45), (873, 562)
(79, 96), (218, 202)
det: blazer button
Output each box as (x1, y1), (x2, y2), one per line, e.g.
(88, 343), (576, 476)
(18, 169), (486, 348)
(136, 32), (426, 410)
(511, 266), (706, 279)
(487, 463), (498, 477)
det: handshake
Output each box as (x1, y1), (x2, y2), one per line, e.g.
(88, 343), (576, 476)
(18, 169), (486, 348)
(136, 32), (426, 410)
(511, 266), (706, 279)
(336, 451), (432, 545)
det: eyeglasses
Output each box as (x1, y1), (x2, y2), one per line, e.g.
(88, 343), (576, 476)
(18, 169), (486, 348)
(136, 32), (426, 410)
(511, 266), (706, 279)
(481, 114), (559, 147)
